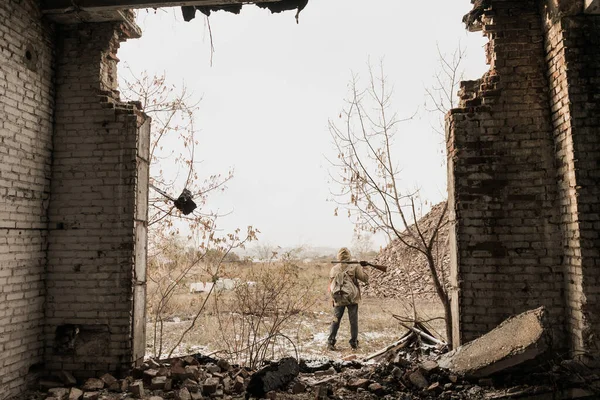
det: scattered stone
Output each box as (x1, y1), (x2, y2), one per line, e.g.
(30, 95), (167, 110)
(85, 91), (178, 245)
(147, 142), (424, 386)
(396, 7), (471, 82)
(427, 382), (441, 393)
(438, 307), (550, 378)
(202, 377), (219, 395)
(314, 385), (328, 400)
(368, 382), (385, 396)
(151, 376), (167, 390)
(205, 363), (220, 374)
(185, 365), (200, 379)
(408, 370), (429, 389)
(233, 375), (245, 393)
(40, 380), (64, 391)
(183, 356), (198, 366)
(58, 371), (77, 386)
(172, 363), (188, 381)
(183, 378), (200, 393)
(129, 380), (144, 399)
(144, 368), (159, 382)
(265, 391), (277, 399)
(148, 358), (161, 369)
(314, 367), (335, 377)
(190, 391), (203, 400)
(217, 358), (231, 371)
(291, 381), (306, 394)
(82, 393), (98, 400)
(99, 373), (117, 387)
(419, 360), (438, 374)
(342, 354), (357, 361)
(246, 357), (299, 399)
(347, 378), (370, 390)
(176, 387), (191, 400)
(82, 378), (104, 391)
(68, 387), (83, 400)
(149, 397), (164, 400)
(48, 388), (69, 400)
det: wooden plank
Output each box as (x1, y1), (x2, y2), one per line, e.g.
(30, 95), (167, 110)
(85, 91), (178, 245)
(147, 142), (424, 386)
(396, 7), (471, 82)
(42, 0), (281, 14)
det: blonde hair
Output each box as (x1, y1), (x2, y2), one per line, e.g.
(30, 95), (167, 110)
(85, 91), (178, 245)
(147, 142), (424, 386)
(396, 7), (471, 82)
(337, 247), (351, 262)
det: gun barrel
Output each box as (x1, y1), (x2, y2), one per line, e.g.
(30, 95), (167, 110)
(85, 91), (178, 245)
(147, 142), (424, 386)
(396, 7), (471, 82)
(330, 260), (387, 273)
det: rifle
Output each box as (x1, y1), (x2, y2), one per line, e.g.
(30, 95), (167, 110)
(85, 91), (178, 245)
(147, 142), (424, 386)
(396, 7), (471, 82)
(330, 260), (387, 273)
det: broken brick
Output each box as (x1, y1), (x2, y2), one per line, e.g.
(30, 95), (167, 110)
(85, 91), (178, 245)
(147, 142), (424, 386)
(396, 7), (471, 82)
(202, 377), (219, 395)
(129, 380), (144, 399)
(68, 387), (83, 400)
(81, 378), (104, 391)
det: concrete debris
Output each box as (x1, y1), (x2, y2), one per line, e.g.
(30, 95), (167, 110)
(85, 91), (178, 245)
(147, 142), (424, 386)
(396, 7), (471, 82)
(245, 357), (299, 399)
(438, 307), (551, 377)
(26, 341), (600, 400)
(364, 201), (450, 300)
(182, 0), (309, 23)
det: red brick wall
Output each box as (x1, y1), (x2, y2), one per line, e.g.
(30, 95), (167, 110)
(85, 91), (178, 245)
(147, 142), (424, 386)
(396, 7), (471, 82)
(447, 0), (565, 347)
(544, 12), (600, 362)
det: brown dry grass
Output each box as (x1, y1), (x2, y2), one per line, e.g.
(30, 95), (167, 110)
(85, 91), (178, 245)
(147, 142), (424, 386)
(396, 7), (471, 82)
(145, 260), (445, 360)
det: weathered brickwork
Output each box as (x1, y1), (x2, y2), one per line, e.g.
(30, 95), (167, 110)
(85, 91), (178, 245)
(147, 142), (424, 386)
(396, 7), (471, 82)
(449, 0), (600, 360)
(45, 21), (148, 378)
(544, 12), (600, 361)
(447, 0), (564, 347)
(0, 2), (148, 397)
(0, 0), (55, 398)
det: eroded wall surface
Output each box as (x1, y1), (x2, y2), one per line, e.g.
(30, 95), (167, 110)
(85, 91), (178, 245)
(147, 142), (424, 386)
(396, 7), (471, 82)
(44, 21), (148, 378)
(0, 0), (55, 397)
(544, 11), (600, 360)
(448, 0), (600, 361)
(0, 2), (149, 398)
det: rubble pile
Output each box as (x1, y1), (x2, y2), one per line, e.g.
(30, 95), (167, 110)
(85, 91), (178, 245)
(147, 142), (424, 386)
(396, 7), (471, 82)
(23, 347), (600, 400)
(24, 309), (600, 400)
(364, 201), (450, 300)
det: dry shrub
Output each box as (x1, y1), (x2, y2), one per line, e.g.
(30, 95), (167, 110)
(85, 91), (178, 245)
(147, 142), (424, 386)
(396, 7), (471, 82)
(211, 262), (317, 368)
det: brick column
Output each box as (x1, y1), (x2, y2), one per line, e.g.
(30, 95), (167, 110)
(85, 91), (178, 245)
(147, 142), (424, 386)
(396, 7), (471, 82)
(446, 0), (564, 348)
(45, 19), (149, 378)
(544, 12), (600, 363)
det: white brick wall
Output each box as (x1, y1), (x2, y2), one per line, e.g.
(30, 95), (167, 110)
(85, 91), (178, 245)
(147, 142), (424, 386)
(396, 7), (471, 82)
(0, 0), (54, 398)
(44, 22), (148, 378)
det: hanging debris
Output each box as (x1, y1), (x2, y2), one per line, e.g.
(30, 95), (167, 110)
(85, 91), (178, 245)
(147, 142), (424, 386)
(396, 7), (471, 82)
(462, 0), (491, 32)
(181, 0), (309, 23)
(149, 184), (197, 215)
(173, 189), (197, 215)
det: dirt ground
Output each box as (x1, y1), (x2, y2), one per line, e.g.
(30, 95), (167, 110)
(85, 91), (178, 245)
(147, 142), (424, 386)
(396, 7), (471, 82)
(146, 262), (445, 362)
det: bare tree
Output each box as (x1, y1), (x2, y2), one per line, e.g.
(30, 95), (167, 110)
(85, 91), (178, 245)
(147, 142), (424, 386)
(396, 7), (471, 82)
(328, 61), (453, 346)
(120, 70), (257, 356)
(351, 233), (376, 260)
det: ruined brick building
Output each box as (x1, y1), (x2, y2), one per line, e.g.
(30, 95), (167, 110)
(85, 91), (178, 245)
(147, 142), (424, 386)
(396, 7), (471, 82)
(0, 0), (599, 398)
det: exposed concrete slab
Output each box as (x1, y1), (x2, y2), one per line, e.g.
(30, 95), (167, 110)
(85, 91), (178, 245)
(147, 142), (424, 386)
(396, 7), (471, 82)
(42, 0), (281, 14)
(439, 307), (550, 378)
(585, 0), (600, 13)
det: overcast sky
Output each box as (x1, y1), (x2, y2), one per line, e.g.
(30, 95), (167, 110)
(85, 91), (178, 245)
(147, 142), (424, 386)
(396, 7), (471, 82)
(119, 0), (488, 251)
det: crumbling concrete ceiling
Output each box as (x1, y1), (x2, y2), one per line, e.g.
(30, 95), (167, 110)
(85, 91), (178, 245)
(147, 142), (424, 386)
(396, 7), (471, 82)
(42, 0), (282, 12)
(42, 0), (292, 24)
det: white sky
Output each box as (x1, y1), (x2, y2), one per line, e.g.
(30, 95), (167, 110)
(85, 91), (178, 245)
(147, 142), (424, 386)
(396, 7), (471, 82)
(119, 0), (488, 250)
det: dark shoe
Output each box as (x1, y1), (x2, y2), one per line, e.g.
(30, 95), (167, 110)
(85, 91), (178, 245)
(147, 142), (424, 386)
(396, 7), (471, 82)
(350, 341), (358, 350)
(327, 343), (336, 351)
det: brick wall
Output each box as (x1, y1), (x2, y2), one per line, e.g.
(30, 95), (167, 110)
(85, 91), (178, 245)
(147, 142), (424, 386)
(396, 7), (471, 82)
(544, 12), (600, 361)
(0, 0), (55, 398)
(447, 0), (565, 347)
(44, 21), (148, 378)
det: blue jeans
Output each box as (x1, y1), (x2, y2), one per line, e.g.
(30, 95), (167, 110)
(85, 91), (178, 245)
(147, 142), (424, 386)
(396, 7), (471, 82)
(328, 303), (359, 347)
